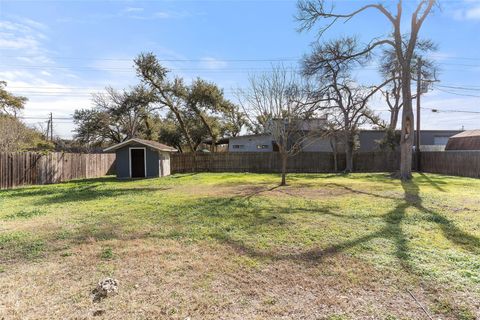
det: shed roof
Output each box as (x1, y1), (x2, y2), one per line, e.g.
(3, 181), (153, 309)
(448, 130), (480, 138)
(103, 138), (177, 152)
(445, 130), (480, 150)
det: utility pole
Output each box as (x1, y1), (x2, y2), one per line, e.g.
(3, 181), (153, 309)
(415, 58), (422, 172)
(46, 118), (50, 140)
(49, 112), (53, 141)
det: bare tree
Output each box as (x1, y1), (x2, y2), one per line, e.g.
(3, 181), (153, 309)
(0, 115), (51, 152)
(297, 0), (437, 180)
(302, 38), (389, 172)
(379, 40), (438, 130)
(239, 66), (319, 186)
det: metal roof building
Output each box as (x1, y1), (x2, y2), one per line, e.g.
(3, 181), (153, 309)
(445, 130), (480, 151)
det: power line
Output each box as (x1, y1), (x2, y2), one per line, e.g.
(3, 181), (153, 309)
(423, 107), (480, 114)
(0, 55), (300, 62)
(433, 86), (480, 98)
(18, 116), (74, 120)
(2, 53), (480, 62)
(436, 84), (480, 91)
(9, 82), (480, 91)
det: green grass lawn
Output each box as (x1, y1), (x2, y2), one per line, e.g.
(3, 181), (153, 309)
(0, 173), (479, 319)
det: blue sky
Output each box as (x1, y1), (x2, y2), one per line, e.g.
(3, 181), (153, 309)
(1, 0), (479, 138)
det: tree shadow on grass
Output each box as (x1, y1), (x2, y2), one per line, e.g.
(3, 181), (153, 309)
(32, 186), (171, 206)
(170, 173), (199, 179)
(416, 173), (447, 192)
(323, 183), (401, 201)
(402, 180), (479, 253)
(213, 178), (480, 270)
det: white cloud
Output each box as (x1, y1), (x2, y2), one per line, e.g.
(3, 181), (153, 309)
(0, 16), (98, 138)
(453, 2), (480, 21)
(465, 6), (480, 19)
(123, 7), (144, 13)
(200, 57), (228, 70)
(0, 18), (53, 65)
(153, 11), (171, 19)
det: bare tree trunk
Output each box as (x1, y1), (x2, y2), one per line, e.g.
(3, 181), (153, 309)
(344, 134), (354, 173)
(280, 152), (287, 186)
(197, 112), (216, 152)
(345, 142), (354, 173)
(330, 137), (338, 172)
(399, 69), (414, 180)
(389, 109), (399, 130)
(170, 107), (196, 153)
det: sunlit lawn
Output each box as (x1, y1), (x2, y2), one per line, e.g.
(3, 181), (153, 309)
(0, 173), (479, 319)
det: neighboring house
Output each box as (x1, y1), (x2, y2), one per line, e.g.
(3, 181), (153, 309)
(228, 129), (462, 153)
(267, 117), (327, 132)
(358, 130), (462, 152)
(229, 118), (329, 153)
(228, 134), (274, 152)
(104, 138), (177, 179)
(445, 130), (480, 150)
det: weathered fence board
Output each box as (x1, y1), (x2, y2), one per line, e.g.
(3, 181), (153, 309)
(172, 151), (479, 178)
(171, 152), (399, 174)
(0, 152), (116, 189)
(421, 151), (480, 178)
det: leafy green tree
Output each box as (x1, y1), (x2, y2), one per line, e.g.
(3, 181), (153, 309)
(219, 101), (246, 138)
(188, 78), (227, 150)
(73, 85), (158, 147)
(135, 52), (197, 153)
(135, 53), (245, 152)
(0, 81), (28, 117)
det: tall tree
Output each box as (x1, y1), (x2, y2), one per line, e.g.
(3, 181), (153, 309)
(239, 66), (318, 186)
(220, 101), (246, 138)
(0, 81), (28, 117)
(303, 38), (389, 172)
(135, 53), (197, 153)
(74, 85), (157, 147)
(188, 78), (229, 151)
(379, 40), (437, 130)
(297, 0), (437, 180)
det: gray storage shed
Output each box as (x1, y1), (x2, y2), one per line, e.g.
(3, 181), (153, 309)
(104, 138), (177, 179)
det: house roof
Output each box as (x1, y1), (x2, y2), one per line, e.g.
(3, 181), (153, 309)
(448, 130), (480, 138)
(229, 133), (272, 139)
(103, 138), (177, 152)
(445, 130), (480, 150)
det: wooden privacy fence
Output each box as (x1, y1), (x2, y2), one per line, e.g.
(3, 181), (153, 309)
(171, 152), (400, 174)
(421, 151), (480, 178)
(0, 152), (116, 189)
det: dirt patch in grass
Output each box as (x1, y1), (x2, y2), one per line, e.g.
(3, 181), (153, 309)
(172, 183), (351, 200)
(1, 238), (477, 320)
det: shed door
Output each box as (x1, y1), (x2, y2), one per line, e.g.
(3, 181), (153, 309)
(131, 149), (146, 178)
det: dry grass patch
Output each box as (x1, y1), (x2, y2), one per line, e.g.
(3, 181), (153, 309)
(0, 173), (479, 319)
(0, 238), (457, 320)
